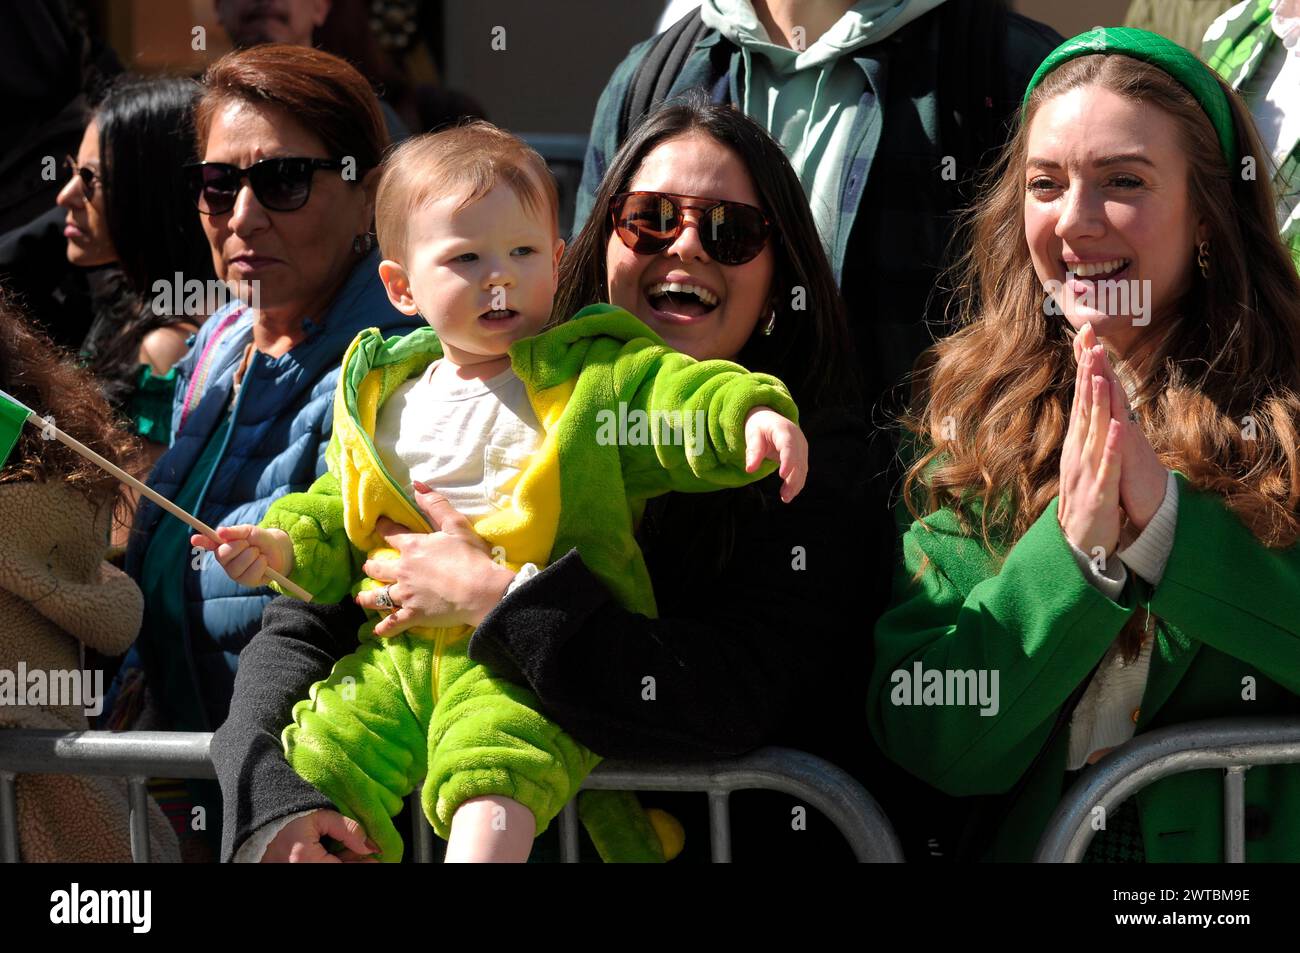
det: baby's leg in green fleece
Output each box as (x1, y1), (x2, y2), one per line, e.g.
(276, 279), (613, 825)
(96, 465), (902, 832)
(282, 634), (437, 863)
(285, 632), (666, 861)
(422, 640), (601, 846)
(444, 794), (536, 861)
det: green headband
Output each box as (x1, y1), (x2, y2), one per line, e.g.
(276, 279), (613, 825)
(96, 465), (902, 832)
(1021, 27), (1237, 166)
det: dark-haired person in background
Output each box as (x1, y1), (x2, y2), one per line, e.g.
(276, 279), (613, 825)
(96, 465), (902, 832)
(56, 75), (215, 459)
(0, 0), (124, 353)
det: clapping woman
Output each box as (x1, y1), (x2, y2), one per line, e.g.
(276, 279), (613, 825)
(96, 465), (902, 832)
(868, 29), (1300, 862)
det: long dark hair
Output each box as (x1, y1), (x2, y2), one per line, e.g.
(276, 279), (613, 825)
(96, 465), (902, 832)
(558, 96), (862, 585)
(97, 74), (213, 298)
(86, 75), (214, 403)
(555, 94), (860, 416)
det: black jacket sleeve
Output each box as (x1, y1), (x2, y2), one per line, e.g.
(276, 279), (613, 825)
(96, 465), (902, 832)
(210, 594), (365, 861)
(469, 409), (889, 764)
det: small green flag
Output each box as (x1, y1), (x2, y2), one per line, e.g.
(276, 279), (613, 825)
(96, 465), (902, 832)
(0, 389), (32, 467)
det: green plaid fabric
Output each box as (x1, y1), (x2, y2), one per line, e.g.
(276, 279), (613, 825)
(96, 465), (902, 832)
(1203, 0), (1300, 268)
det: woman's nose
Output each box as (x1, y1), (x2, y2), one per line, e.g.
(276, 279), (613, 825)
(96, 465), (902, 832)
(664, 209), (710, 262)
(55, 174), (82, 210)
(1054, 184), (1105, 243)
(227, 183), (268, 234)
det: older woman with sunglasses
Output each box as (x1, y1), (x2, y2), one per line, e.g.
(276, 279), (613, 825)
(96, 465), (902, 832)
(212, 95), (885, 863)
(111, 45), (419, 853)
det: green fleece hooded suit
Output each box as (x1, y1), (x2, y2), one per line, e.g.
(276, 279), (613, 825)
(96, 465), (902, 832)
(259, 305), (798, 861)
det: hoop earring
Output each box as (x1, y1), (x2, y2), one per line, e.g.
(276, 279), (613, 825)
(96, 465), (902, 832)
(353, 232), (375, 255)
(1197, 240), (1210, 279)
(760, 307), (776, 336)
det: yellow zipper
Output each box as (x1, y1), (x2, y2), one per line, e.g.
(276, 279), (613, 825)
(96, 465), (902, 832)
(431, 628), (447, 703)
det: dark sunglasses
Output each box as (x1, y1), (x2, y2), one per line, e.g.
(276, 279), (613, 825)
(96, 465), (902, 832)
(610, 191), (772, 266)
(183, 157), (346, 214)
(64, 156), (100, 201)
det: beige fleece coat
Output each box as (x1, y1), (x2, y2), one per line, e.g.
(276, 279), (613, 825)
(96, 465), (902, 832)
(0, 480), (180, 862)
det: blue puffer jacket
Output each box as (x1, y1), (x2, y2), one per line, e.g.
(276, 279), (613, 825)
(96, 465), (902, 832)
(124, 250), (422, 731)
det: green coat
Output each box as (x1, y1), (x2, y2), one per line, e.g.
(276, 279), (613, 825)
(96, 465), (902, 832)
(867, 471), (1300, 861)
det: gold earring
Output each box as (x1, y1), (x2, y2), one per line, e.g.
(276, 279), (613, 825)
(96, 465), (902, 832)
(1197, 240), (1210, 279)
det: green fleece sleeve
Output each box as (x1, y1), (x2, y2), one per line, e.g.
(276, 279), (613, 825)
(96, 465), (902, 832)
(610, 342), (799, 498)
(260, 470), (361, 604)
(866, 497), (1135, 796)
(1147, 471), (1300, 694)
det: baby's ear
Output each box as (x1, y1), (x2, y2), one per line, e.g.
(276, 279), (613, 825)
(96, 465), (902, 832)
(378, 260), (419, 316)
(552, 237), (565, 281)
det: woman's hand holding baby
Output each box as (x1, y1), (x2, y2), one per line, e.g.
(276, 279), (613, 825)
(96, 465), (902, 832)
(192, 525), (294, 587)
(744, 407), (808, 503)
(356, 482), (516, 637)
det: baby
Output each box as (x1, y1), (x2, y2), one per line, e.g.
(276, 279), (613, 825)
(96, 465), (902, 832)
(197, 122), (806, 862)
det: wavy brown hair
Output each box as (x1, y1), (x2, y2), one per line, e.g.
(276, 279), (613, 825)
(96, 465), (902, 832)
(0, 289), (142, 514)
(901, 55), (1300, 659)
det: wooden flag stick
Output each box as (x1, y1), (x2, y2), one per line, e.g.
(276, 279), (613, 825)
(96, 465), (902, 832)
(2, 391), (312, 602)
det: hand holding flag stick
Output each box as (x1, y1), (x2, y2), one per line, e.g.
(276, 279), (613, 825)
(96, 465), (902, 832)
(0, 387), (312, 602)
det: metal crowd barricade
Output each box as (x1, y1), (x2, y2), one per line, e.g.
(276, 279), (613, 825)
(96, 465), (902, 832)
(0, 730), (903, 863)
(1034, 717), (1300, 863)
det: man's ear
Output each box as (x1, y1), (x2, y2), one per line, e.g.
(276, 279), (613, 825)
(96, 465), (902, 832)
(378, 260), (420, 316)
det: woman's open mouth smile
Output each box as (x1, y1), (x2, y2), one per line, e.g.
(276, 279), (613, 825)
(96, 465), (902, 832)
(644, 280), (720, 324)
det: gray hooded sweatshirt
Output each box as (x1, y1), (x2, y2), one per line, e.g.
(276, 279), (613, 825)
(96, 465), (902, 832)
(700, 0), (948, 252)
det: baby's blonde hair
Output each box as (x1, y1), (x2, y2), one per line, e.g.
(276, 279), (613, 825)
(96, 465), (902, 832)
(375, 120), (559, 265)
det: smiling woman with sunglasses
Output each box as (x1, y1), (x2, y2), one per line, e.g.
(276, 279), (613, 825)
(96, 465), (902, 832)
(107, 44), (421, 857)
(212, 96), (889, 864)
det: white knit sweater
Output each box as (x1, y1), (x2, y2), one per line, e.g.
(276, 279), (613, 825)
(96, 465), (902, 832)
(1065, 470), (1179, 770)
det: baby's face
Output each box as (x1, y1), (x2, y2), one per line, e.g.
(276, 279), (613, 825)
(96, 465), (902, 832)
(394, 183), (562, 366)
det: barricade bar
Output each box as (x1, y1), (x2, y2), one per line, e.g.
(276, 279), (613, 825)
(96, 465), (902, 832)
(1, 731), (902, 863)
(0, 729), (217, 779)
(1034, 718), (1300, 863)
